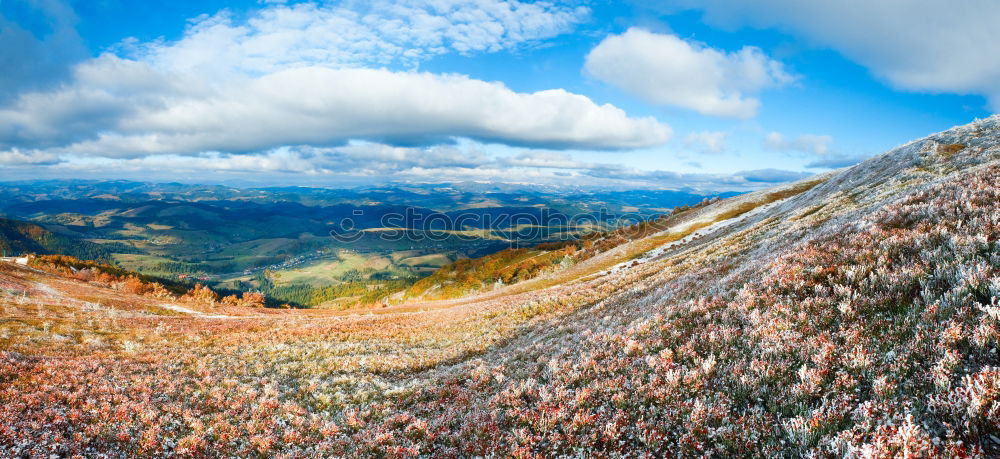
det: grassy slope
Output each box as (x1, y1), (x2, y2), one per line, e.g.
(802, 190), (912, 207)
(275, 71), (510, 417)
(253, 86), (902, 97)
(400, 177), (826, 303)
(2, 117), (1000, 456)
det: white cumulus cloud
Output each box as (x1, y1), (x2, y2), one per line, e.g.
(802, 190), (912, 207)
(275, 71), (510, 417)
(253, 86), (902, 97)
(678, 0), (1000, 110)
(584, 28), (794, 118)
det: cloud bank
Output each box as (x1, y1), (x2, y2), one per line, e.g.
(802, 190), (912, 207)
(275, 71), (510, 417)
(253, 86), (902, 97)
(20, 141), (811, 192)
(0, 59), (671, 156)
(0, 0), (670, 168)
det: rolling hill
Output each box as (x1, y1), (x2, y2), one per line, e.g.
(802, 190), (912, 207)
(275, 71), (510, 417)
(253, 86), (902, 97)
(2, 116), (1000, 456)
(0, 217), (115, 261)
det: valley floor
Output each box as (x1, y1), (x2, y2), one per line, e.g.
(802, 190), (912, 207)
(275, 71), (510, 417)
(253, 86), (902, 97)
(3, 117), (1000, 457)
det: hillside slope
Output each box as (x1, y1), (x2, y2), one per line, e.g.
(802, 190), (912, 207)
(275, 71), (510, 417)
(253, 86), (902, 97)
(0, 217), (114, 261)
(2, 117), (1000, 456)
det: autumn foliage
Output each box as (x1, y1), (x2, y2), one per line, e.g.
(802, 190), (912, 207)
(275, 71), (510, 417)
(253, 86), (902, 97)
(29, 255), (262, 308)
(220, 291), (266, 308)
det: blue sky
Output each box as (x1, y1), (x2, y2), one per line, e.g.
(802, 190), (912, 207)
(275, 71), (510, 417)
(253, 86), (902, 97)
(0, 0), (996, 191)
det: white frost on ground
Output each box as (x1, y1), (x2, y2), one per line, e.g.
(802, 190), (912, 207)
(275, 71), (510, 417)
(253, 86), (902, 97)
(598, 196), (793, 276)
(157, 302), (231, 319)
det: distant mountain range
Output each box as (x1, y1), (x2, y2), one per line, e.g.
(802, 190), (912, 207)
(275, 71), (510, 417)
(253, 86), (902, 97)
(0, 179), (735, 306)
